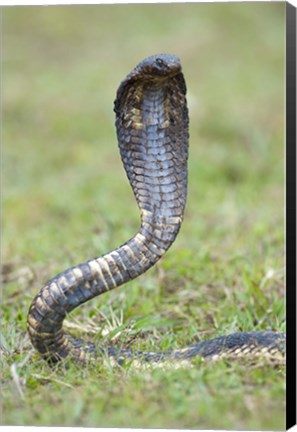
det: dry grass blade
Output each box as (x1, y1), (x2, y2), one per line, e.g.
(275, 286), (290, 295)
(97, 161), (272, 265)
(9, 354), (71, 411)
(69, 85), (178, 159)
(10, 351), (34, 400)
(64, 319), (101, 334)
(31, 373), (75, 389)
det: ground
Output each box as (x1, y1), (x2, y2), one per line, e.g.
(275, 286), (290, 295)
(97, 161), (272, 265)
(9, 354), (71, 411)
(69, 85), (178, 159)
(2, 3), (285, 429)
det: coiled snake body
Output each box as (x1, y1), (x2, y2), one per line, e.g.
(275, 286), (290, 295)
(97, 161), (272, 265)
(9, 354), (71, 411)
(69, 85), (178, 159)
(27, 54), (285, 365)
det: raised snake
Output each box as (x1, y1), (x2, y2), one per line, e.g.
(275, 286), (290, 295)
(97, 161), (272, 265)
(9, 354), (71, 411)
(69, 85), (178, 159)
(27, 54), (285, 365)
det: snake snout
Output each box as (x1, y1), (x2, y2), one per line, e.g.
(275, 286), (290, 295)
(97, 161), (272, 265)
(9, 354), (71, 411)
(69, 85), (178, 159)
(138, 53), (182, 79)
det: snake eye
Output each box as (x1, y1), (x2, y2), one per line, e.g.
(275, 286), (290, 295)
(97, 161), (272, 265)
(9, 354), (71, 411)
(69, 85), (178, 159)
(155, 58), (167, 68)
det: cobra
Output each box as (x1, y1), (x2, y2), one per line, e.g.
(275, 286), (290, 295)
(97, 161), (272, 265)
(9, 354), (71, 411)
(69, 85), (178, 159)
(27, 54), (285, 365)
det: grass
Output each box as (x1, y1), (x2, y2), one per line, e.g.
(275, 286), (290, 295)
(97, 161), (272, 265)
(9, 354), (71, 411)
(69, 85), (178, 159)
(2, 3), (285, 430)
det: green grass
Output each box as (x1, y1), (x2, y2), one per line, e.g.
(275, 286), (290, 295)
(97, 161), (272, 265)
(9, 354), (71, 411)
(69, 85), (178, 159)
(2, 3), (285, 429)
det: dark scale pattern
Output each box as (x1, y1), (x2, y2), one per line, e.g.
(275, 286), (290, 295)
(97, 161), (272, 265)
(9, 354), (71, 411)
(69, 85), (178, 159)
(27, 54), (285, 365)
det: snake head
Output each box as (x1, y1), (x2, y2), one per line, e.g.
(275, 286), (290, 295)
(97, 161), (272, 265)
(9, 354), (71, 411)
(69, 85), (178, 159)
(136, 53), (182, 79)
(114, 54), (184, 115)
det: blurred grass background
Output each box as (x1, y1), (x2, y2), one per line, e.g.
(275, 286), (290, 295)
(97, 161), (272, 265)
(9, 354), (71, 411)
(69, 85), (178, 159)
(2, 3), (285, 429)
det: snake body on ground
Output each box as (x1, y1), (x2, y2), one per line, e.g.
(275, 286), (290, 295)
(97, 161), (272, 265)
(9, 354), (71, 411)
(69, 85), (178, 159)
(27, 54), (285, 365)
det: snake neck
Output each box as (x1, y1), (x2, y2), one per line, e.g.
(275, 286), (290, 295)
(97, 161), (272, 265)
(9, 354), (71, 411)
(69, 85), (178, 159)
(116, 79), (188, 219)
